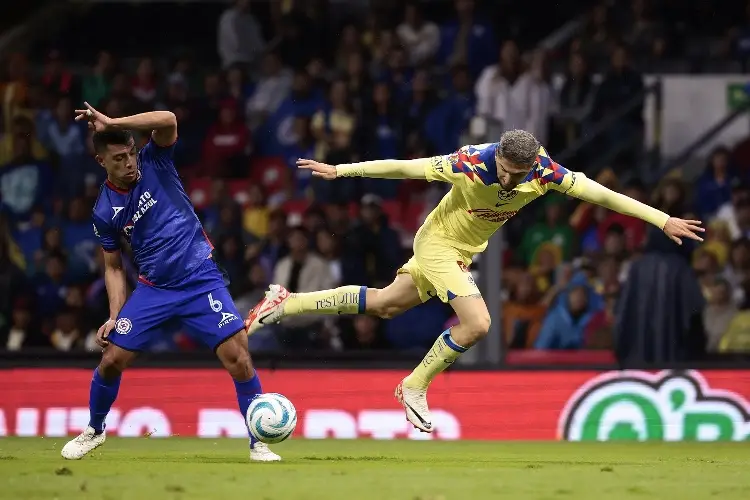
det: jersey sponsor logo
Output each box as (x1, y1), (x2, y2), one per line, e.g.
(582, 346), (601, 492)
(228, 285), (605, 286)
(218, 311), (239, 328)
(457, 261), (470, 273)
(131, 191), (157, 224)
(112, 206), (124, 219)
(115, 318), (132, 335)
(467, 208), (518, 222)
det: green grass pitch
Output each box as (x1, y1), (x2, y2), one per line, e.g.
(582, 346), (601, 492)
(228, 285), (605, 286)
(1, 438), (749, 499)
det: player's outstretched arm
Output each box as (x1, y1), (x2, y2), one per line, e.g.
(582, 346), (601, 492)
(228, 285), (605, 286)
(567, 174), (705, 245)
(75, 102), (177, 147)
(297, 158), (429, 180)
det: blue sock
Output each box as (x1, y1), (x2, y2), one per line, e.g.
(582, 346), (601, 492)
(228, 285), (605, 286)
(88, 369), (121, 434)
(234, 372), (263, 446)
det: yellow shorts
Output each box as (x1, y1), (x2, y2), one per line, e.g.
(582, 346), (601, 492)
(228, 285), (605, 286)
(398, 228), (479, 303)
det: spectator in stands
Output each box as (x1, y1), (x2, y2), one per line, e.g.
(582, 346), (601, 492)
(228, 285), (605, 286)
(5, 296), (36, 351)
(600, 180), (648, 252)
(242, 184), (269, 240)
(383, 46), (413, 102)
(62, 197), (97, 284)
(733, 199), (750, 241)
(316, 230), (343, 286)
(335, 24), (364, 74)
(535, 283), (600, 349)
(615, 226), (706, 364)
(50, 305), (84, 352)
(46, 97), (87, 198)
(401, 69), (436, 148)
(360, 82), (403, 163)
(582, 4), (617, 65)
(246, 52), (292, 128)
(696, 146), (738, 219)
(525, 50), (555, 146)
(430, 64), (475, 155)
(0, 114), (48, 165)
(33, 251), (69, 325)
(520, 195), (576, 264)
(0, 118), (53, 223)
(344, 52), (371, 118)
(529, 242), (564, 295)
(622, 0), (662, 57)
(557, 52), (595, 147)
(201, 99), (251, 178)
(342, 194), (402, 288)
(273, 225), (334, 349)
(217, 0), (266, 70)
(704, 277), (738, 352)
(397, 2), (440, 66)
(195, 72), (225, 128)
(0, 215), (28, 343)
(108, 73), (135, 116)
(475, 40), (529, 131)
(257, 209), (289, 276)
(226, 64), (254, 107)
(593, 44), (644, 157)
(1, 53), (30, 132)
(131, 57), (160, 110)
(438, 0), (496, 78)
(216, 232), (247, 296)
(693, 248), (723, 299)
(41, 50), (77, 103)
(713, 180), (750, 240)
(234, 259), (279, 352)
(583, 280), (618, 349)
(341, 315), (389, 350)
(81, 51), (114, 107)
(503, 272), (546, 348)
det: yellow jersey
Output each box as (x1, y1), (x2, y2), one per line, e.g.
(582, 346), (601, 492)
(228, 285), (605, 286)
(336, 142), (670, 254)
(421, 143), (586, 253)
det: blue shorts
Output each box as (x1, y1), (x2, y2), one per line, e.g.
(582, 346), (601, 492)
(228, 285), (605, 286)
(108, 259), (245, 352)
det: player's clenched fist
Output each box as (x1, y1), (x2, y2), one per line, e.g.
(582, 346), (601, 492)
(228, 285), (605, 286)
(296, 158), (337, 180)
(96, 319), (116, 348)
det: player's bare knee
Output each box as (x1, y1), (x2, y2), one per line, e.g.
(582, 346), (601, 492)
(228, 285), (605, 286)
(99, 348), (130, 378)
(366, 289), (404, 319)
(464, 315), (491, 343)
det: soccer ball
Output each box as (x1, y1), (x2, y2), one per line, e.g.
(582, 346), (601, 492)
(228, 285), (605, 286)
(246, 393), (297, 444)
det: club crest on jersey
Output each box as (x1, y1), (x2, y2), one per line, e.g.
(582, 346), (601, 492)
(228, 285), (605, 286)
(467, 208), (518, 222)
(115, 318), (132, 335)
(122, 221), (134, 241)
(497, 189), (518, 201)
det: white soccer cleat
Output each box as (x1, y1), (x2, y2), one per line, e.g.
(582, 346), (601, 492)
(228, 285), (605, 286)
(395, 379), (433, 433)
(250, 441), (281, 462)
(61, 426), (106, 460)
(245, 284), (290, 335)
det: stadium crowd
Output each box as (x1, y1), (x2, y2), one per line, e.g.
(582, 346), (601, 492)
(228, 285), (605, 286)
(0, 0), (749, 355)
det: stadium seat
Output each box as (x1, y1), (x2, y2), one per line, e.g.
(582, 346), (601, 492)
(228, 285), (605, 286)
(228, 179), (250, 206)
(187, 178), (212, 209)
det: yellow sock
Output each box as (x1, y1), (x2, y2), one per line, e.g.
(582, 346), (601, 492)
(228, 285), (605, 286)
(404, 330), (468, 389)
(283, 285), (366, 316)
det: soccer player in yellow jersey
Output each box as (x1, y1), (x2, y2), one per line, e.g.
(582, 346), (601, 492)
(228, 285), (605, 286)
(245, 129), (704, 433)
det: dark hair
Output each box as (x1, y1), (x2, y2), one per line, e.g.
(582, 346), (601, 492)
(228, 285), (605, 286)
(606, 223), (626, 236)
(92, 129), (134, 154)
(498, 129), (540, 167)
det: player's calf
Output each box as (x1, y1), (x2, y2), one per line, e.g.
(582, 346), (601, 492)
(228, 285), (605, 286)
(215, 330), (281, 462)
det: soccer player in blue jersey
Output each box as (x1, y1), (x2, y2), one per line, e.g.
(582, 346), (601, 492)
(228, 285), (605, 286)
(60, 103), (280, 462)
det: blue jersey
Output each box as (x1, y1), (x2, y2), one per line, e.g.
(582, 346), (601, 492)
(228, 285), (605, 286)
(92, 140), (213, 287)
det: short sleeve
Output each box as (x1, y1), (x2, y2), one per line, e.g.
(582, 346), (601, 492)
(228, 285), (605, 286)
(139, 139), (176, 171)
(92, 215), (120, 252)
(425, 144), (499, 187)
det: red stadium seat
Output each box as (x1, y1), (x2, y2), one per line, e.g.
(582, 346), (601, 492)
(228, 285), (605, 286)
(402, 201), (425, 233)
(380, 200), (404, 229)
(228, 179), (250, 206)
(187, 178), (212, 209)
(249, 157), (290, 198)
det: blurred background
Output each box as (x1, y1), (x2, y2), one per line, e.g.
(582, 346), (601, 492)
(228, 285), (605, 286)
(1, 0), (750, 374)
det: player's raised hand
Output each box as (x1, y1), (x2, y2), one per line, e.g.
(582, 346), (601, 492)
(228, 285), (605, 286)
(663, 217), (705, 245)
(75, 101), (112, 132)
(95, 319), (116, 349)
(297, 158), (337, 180)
